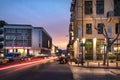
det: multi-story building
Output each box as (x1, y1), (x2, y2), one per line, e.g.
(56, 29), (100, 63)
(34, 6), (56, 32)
(68, 0), (120, 60)
(33, 27), (52, 56)
(3, 23), (52, 57)
(51, 44), (58, 56)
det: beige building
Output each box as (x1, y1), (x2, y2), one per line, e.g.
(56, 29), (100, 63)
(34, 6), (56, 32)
(68, 0), (120, 60)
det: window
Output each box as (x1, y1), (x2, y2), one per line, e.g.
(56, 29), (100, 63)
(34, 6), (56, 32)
(86, 24), (92, 34)
(114, 0), (120, 16)
(98, 23), (104, 34)
(96, 0), (104, 14)
(115, 23), (120, 34)
(85, 1), (92, 14)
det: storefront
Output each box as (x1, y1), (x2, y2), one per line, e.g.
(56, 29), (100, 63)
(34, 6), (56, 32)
(85, 39), (93, 60)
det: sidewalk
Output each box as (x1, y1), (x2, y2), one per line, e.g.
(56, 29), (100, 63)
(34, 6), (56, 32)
(69, 61), (120, 75)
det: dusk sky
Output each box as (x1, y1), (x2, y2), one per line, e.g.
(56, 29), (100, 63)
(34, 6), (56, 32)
(0, 0), (71, 49)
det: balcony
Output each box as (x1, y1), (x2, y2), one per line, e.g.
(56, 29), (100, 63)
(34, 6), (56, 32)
(70, 0), (76, 12)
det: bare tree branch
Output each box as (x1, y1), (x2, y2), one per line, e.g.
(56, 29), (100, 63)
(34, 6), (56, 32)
(102, 24), (107, 38)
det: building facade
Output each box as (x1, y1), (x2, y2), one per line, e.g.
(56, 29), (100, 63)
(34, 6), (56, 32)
(33, 27), (52, 56)
(68, 0), (120, 60)
(3, 24), (52, 57)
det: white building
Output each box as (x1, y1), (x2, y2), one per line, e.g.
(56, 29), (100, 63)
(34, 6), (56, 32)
(4, 24), (52, 57)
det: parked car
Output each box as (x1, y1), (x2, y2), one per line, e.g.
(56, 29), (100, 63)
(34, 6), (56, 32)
(5, 52), (21, 61)
(0, 57), (9, 64)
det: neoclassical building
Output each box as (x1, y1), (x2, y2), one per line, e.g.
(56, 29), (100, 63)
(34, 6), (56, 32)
(68, 0), (120, 60)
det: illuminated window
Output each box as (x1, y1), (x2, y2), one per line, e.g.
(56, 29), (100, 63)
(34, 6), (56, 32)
(70, 31), (74, 36)
(72, 37), (74, 40)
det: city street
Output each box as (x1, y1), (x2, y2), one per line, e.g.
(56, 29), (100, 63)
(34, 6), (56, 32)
(0, 60), (120, 80)
(0, 61), (74, 80)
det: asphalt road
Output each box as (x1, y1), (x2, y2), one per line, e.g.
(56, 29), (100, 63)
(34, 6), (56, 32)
(0, 62), (74, 80)
(0, 61), (120, 80)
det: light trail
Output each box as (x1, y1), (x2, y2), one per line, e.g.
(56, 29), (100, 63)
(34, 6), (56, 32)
(0, 57), (57, 71)
(0, 61), (40, 77)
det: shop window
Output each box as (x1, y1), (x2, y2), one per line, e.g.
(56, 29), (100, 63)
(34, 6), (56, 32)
(85, 39), (93, 60)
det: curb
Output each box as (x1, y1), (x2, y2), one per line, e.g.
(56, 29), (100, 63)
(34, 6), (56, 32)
(110, 70), (120, 76)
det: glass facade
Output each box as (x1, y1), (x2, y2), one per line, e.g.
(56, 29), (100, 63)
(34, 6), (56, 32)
(4, 28), (32, 47)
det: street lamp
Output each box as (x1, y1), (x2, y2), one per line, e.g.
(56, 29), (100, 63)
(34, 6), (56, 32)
(82, 38), (85, 65)
(81, 0), (84, 66)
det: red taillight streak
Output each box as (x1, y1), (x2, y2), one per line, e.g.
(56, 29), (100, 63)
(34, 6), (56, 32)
(0, 57), (57, 77)
(0, 58), (52, 71)
(0, 62), (41, 77)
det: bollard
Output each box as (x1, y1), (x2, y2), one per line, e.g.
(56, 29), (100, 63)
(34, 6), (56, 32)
(107, 60), (109, 67)
(78, 63), (79, 67)
(87, 61), (89, 67)
(98, 62), (100, 67)
(116, 61), (118, 67)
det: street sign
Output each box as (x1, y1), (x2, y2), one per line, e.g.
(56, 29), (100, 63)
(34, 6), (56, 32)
(80, 43), (85, 47)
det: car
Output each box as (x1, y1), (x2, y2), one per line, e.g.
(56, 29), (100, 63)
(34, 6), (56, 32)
(0, 57), (9, 64)
(5, 52), (21, 61)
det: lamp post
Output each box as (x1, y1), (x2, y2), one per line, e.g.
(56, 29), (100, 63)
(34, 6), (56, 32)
(81, 0), (84, 66)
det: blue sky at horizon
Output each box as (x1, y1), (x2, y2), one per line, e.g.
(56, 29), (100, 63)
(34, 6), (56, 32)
(0, 0), (71, 49)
